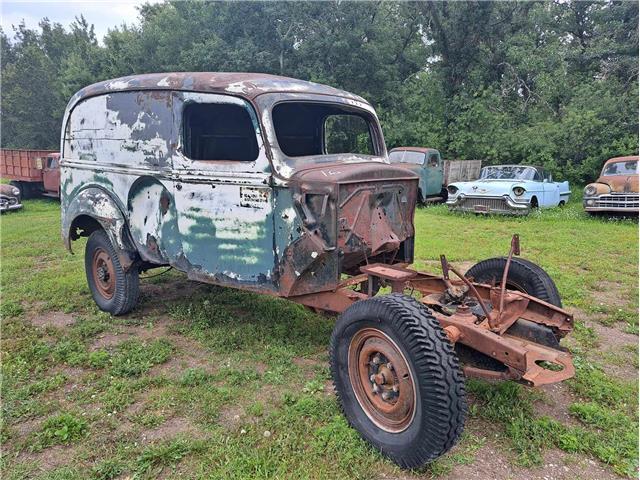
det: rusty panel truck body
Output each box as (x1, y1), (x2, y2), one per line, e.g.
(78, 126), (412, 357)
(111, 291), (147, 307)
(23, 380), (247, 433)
(60, 72), (575, 469)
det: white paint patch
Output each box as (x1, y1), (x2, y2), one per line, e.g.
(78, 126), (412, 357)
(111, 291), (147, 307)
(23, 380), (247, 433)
(106, 80), (130, 90)
(311, 251), (318, 259)
(225, 82), (249, 94)
(157, 76), (171, 87)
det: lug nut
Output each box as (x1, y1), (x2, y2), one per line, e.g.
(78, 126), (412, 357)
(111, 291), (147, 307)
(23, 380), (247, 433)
(370, 374), (376, 383)
(386, 362), (393, 370)
(392, 385), (399, 393)
(381, 391), (392, 401)
(372, 384), (380, 393)
(372, 356), (381, 365)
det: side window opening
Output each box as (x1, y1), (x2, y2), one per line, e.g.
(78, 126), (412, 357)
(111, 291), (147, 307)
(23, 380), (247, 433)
(183, 102), (258, 161)
(272, 102), (376, 158)
(427, 153), (439, 167)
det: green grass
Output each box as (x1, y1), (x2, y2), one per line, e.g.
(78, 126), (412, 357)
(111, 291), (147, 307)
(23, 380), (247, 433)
(1, 198), (637, 478)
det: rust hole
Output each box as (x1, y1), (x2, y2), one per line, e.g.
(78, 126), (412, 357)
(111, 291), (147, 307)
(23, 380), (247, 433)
(536, 360), (564, 372)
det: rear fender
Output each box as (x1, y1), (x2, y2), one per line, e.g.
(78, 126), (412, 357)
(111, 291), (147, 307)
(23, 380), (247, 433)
(63, 187), (138, 269)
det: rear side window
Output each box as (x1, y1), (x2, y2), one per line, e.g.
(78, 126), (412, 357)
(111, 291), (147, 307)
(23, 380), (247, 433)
(183, 103), (258, 161)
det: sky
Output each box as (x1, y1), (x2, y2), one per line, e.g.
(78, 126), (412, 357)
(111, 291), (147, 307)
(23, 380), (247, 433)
(1, 0), (162, 42)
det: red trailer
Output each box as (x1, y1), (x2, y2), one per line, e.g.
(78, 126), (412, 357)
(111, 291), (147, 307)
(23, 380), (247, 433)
(0, 149), (61, 198)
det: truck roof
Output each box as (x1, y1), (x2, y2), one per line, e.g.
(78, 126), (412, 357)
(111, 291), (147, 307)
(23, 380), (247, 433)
(66, 72), (368, 113)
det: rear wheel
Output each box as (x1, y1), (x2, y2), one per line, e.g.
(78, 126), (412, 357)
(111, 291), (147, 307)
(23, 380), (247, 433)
(85, 230), (139, 315)
(330, 294), (466, 469)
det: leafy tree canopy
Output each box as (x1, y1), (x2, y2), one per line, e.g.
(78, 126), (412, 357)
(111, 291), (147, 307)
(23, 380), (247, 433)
(1, 0), (637, 183)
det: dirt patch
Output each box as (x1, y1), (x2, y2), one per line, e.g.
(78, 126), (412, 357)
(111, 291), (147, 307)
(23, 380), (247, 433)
(441, 444), (619, 480)
(90, 332), (133, 350)
(535, 383), (580, 426)
(16, 444), (77, 472)
(589, 281), (630, 309)
(31, 311), (75, 329)
(149, 333), (216, 379)
(8, 418), (43, 447)
(217, 405), (245, 431)
(140, 417), (203, 444)
(587, 320), (638, 350)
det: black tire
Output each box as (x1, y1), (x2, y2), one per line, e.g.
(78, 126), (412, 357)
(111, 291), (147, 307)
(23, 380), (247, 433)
(10, 181), (29, 199)
(465, 257), (562, 307)
(85, 229), (139, 315)
(530, 196), (539, 209)
(329, 294), (466, 469)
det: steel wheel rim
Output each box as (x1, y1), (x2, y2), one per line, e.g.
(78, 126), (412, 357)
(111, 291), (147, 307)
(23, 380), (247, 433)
(348, 328), (417, 433)
(92, 247), (115, 300)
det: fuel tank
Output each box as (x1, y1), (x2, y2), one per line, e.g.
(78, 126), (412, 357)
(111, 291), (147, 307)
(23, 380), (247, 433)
(278, 162), (419, 296)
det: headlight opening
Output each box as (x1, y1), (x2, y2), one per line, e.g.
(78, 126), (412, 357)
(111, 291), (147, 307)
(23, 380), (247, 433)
(513, 186), (526, 196)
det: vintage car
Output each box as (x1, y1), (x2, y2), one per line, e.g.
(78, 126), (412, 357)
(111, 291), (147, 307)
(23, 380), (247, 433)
(60, 73), (576, 469)
(0, 183), (23, 212)
(446, 165), (571, 215)
(583, 156), (638, 214)
(388, 147), (445, 201)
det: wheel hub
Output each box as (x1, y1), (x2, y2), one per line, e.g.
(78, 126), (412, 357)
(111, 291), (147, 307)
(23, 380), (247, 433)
(91, 248), (116, 300)
(348, 328), (416, 433)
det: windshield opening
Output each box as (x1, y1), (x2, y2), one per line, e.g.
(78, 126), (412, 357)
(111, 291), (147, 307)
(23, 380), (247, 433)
(389, 150), (425, 165)
(272, 102), (376, 157)
(480, 166), (537, 181)
(602, 160), (638, 176)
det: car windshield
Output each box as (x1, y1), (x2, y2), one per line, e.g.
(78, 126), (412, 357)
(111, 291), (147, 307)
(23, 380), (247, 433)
(602, 160), (638, 176)
(272, 102), (376, 158)
(389, 150), (425, 165)
(480, 166), (537, 180)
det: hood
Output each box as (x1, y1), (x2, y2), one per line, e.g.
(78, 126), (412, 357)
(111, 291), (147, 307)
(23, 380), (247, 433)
(450, 179), (525, 196)
(595, 174), (639, 194)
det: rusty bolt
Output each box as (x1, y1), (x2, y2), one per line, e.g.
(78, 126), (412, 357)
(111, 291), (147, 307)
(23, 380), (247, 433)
(374, 373), (386, 385)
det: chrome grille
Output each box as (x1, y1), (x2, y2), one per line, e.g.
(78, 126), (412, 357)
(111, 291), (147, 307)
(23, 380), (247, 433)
(453, 196), (520, 214)
(594, 194), (639, 209)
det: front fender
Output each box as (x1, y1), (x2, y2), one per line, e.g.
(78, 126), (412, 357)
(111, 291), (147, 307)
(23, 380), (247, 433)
(62, 187), (136, 259)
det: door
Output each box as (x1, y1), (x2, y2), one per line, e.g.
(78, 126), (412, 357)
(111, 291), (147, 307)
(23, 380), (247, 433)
(42, 155), (60, 195)
(171, 92), (276, 290)
(541, 170), (559, 206)
(424, 151), (444, 197)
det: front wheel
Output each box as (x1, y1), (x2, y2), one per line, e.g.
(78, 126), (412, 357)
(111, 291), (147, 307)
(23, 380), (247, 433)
(329, 294), (466, 469)
(85, 230), (139, 315)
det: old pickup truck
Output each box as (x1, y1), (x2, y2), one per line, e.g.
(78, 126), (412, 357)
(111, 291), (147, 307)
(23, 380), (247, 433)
(0, 149), (61, 198)
(388, 147), (482, 202)
(60, 72), (575, 469)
